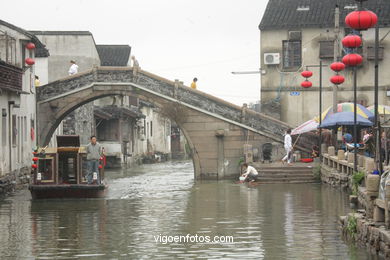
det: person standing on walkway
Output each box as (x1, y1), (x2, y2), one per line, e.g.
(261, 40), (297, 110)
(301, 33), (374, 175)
(131, 55), (139, 67)
(68, 60), (79, 75)
(282, 128), (293, 166)
(86, 136), (103, 184)
(191, 77), (197, 89)
(34, 75), (40, 87)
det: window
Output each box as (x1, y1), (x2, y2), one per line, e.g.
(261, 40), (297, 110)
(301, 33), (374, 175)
(367, 46), (384, 60)
(1, 109), (6, 146)
(282, 40), (302, 69)
(150, 121), (153, 137)
(37, 158), (54, 182)
(12, 115), (16, 146)
(23, 117), (27, 142)
(319, 40), (334, 59)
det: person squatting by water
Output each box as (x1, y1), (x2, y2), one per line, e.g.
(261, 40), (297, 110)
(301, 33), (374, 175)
(86, 136), (103, 184)
(241, 163), (259, 182)
(282, 128), (293, 166)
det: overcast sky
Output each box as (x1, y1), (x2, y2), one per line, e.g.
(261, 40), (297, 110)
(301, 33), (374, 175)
(1, 0), (267, 106)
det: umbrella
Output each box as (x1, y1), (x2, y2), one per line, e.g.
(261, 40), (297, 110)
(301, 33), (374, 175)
(367, 105), (390, 115)
(291, 119), (318, 135)
(316, 102), (374, 122)
(319, 112), (373, 129)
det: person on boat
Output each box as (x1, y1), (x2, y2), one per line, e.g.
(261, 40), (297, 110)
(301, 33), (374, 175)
(86, 135), (103, 184)
(241, 163), (259, 182)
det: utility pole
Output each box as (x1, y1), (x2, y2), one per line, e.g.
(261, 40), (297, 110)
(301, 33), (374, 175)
(332, 5), (340, 148)
(333, 5), (340, 113)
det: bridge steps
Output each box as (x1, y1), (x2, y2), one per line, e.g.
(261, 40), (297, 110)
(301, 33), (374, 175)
(251, 162), (318, 184)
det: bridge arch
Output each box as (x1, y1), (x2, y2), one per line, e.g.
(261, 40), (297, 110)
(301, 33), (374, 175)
(37, 67), (304, 179)
(38, 85), (203, 178)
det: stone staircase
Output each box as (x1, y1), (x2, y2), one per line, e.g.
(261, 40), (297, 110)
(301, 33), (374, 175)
(251, 162), (318, 184)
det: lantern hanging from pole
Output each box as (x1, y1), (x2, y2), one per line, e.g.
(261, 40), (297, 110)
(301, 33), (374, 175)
(26, 42), (36, 50)
(330, 75), (345, 85)
(301, 80), (312, 88)
(32, 157), (39, 162)
(25, 58), (35, 66)
(345, 10), (378, 30)
(330, 62), (346, 72)
(31, 164), (38, 169)
(342, 53), (363, 67)
(342, 34), (362, 48)
(301, 70), (313, 78)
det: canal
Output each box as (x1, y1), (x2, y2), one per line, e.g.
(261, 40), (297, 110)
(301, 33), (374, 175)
(0, 160), (379, 259)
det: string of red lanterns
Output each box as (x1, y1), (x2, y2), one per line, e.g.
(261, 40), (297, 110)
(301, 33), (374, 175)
(301, 70), (313, 88)
(300, 4), (378, 91)
(25, 42), (36, 66)
(342, 0), (378, 172)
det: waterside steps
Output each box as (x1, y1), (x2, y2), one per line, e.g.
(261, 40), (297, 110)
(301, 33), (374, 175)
(251, 162), (319, 184)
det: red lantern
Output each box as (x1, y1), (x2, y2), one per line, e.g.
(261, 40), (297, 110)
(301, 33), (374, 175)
(32, 164), (38, 169)
(32, 157), (39, 162)
(342, 53), (363, 66)
(98, 165), (103, 169)
(26, 42), (36, 50)
(330, 62), (345, 72)
(342, 35), (362, 48)
(301, 80), (312, 88)
(345, 10), (378, 30)
(301, 70), (313, 78)
(25, 58), (35, 66)
(330, 75), (345, 85)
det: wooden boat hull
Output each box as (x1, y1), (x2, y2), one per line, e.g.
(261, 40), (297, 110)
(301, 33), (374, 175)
(29, 184), (107, 199)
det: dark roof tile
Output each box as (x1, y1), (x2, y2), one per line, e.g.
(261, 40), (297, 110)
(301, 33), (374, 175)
(259, 0), (390, 30)
(96, 45), (131, 66)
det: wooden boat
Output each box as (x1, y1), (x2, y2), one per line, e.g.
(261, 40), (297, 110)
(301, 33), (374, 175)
(29, 135), (107, 199)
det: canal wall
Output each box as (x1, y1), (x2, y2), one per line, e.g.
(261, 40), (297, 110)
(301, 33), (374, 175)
(0, 166), (30, 196)
(341, 213), (390, 258)
(320, 146), (390, 257)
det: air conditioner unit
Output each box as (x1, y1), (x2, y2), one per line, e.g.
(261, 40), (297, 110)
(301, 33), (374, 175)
(264, 53), (280, 65)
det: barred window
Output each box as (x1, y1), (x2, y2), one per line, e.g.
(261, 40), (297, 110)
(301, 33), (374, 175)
(282, 40), (302, 69)
(319, 40), (334, 59)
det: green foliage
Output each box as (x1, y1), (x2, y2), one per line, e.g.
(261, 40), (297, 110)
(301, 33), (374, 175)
(237, 157), (244, 167)
(352, 171), (365, 195)
(313, 165), (321, 180)
(346, 215), (358, 237)
(184, 143), (192, 156)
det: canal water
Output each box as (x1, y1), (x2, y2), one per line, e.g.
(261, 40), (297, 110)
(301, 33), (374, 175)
(0, 160), (380, 259)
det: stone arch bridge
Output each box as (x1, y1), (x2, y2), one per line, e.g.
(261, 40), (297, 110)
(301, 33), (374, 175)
(37, 67), (306, 180)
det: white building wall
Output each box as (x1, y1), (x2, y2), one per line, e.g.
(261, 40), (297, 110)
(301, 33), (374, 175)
(0, 27), (37, 176)
(260, 27), (390, 126)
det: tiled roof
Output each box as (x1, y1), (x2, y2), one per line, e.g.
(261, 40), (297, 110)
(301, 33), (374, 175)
(96, 45), (131, 66)
(28, 31), (93, 36)
(259, 0), (390, 30)
(0, 20), (50, 57)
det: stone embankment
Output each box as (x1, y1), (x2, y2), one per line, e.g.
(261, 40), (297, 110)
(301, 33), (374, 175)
(321, 145), (390, 258)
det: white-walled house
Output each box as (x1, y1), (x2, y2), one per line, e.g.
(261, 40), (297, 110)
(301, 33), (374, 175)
(0, 20), (49, 190)
(259, 0), (390, 126)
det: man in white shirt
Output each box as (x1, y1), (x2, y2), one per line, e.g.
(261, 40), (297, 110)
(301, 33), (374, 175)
(68, 60), (79, 75)
(282, 128), (293, 165)
(241, 163), (259, 182)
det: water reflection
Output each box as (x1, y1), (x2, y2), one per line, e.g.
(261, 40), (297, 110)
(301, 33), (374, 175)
(0, 161), (379, 259)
